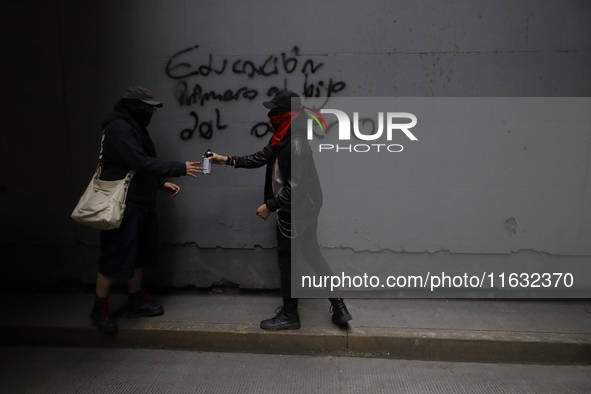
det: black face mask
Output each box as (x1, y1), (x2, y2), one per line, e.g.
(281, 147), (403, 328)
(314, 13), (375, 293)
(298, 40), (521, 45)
(129, 108), (153, 128)
(128, 107), (154, 127)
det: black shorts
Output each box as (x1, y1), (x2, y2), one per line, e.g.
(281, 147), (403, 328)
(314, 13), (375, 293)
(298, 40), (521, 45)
(98, 205), (159, 280)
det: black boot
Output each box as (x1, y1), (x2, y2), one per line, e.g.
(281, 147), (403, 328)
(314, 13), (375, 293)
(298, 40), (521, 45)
(90, 296), (118, 333)
(260, 303), (301, 331)
(329, 298), (352, 325)
(128, 291), (164, 318)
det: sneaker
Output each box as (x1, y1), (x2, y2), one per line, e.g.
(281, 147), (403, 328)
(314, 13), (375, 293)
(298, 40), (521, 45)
(260, 305), (301, 331)
(329, 298), (352, 325)
(90, 297), (118, 333)
(127, 291), (164, 318)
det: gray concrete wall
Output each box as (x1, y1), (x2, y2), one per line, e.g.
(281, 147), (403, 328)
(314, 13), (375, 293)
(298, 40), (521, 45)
(1, 0), (590, 289)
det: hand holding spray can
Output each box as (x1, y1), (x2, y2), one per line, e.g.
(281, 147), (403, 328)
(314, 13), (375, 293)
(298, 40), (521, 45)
(202, 149), (213, 175)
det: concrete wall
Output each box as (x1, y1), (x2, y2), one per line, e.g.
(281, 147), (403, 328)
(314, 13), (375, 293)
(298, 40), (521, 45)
(1, 0), (590, 289)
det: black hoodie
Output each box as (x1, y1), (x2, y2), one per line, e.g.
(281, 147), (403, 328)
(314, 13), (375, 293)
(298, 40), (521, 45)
(99, 111), (186, 209)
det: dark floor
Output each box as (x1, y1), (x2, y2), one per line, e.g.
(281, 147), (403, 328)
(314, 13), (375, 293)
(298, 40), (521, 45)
(1, 346), (590, 394)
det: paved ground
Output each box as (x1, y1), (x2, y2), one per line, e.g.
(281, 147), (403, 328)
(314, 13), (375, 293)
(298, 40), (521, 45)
(1, 346), (590, 394)
(2, 293), (591, 364)
(5, 292), (591, 333)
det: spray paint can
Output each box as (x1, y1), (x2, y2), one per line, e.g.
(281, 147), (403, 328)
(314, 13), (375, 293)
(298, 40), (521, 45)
(202, 149), (213, 175)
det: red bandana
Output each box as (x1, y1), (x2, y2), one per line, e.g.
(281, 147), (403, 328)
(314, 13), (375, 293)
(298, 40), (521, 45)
(268, 110), (302, 146)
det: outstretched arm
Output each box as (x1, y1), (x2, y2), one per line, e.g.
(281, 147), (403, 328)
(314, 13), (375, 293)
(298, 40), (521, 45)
(107, 121), (201, 178)
(208, 149), (271, 169)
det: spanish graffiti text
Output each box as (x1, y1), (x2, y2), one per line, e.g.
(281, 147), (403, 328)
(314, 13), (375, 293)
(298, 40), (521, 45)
(165, 45), (347, 140)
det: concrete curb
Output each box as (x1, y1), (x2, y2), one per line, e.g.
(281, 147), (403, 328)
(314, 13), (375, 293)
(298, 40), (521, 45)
(3, 321), (590, 365)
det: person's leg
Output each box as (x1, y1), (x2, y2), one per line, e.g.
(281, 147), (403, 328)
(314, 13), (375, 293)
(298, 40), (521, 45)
(126, 268), (164, 318)
(127, 210), (164, 318)
(126, 268), (143, 294)
(298, 219), (334, 278)
(90, 230), (121, 333)
(278, 220), (297, 307)
(260, 212), (300, 330)
(96, 272), (115, 298)
(299, 219), (352, 325)
(90, 272), (117, 333)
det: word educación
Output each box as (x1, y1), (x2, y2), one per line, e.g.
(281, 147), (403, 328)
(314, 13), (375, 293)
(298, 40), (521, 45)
(308, 110), (418, 153)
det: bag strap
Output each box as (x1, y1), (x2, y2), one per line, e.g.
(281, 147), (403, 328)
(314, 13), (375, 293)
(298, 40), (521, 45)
(94, 162), (135, 179)
(122, 170), (135, 205)
(94, 163), (102, 180)
(93, 162), (136, 204)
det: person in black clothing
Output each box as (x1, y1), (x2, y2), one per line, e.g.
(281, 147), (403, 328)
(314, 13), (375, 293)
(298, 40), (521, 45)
(90, 86), (202, 333)
(209, 91), (352, 330)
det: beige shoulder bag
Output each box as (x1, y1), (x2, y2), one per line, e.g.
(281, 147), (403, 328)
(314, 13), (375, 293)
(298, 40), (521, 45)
(71, 164), (135, 230)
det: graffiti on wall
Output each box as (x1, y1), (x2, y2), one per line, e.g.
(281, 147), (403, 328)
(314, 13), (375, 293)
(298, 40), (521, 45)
(165, 45), (347, 140)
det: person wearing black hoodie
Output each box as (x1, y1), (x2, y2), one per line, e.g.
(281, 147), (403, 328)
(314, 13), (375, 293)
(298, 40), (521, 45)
(90, 86), (202, 333)
(209, 91), (352, 330)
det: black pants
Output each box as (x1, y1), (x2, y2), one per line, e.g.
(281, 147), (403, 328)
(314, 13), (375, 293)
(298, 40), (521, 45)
(276, 212), (333, 305)
(99, 205), (159, 280)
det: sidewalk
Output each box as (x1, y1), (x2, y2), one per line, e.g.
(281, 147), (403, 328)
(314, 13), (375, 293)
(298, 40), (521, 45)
(2, 293), (590, 365)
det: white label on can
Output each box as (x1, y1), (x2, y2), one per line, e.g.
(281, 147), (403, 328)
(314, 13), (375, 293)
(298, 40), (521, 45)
(202, 158), (211, 174)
